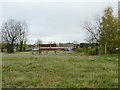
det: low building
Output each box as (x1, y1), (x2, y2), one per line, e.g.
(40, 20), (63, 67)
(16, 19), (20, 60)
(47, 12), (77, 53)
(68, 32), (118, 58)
(28, 43), (75, 51)
(40, 44), (56, 47)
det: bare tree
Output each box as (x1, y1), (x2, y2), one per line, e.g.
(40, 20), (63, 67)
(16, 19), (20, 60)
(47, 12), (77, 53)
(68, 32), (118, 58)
(82, 6), (118, 54)
(48, 41), (53, 44)
(35, 39), (43, 45)
(35, 39), (43, 55)
(73, 41), (79, 44)
(2, 19), (28, 53)
(81, 14), (102, 45)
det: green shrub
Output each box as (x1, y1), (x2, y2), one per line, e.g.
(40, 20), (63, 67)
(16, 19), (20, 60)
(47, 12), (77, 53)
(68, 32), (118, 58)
(6, 44), (14, 53)
(88, 48), (96, 55)
(98, 49), (105, 55)
(76, 48), (83, 53)
(20, 41), (23, 52)
(98, 46), (105, 55)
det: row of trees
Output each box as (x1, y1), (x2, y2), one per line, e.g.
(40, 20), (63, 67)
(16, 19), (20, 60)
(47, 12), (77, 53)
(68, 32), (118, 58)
(2, 40), (29, 53)
(82, 6), (119, 54)
(1, 6), (119, 54)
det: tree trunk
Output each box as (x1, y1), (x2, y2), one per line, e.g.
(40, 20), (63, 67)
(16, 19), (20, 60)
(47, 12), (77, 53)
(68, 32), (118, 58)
(105, 43), (107, 54)
(20, 41), (23, 52)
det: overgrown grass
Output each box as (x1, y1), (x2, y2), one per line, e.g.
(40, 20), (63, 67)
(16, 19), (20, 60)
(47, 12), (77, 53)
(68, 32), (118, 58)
(2, 51), (118, 88)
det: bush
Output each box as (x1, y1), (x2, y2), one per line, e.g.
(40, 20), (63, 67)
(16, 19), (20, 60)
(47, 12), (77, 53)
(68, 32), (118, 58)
(98, 45), (105, 55)
(6, 44), (14, 53)
(87, 48), (96, 55)
(98, 49), (105, 55)
(76, 48), (83, 53)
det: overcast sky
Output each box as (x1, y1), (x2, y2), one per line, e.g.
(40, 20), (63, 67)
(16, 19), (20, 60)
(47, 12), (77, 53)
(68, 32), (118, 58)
(1, 2), (118, 44)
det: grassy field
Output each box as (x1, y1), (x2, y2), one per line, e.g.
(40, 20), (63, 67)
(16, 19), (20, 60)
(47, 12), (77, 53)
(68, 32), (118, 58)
(2, 51), (118, 88)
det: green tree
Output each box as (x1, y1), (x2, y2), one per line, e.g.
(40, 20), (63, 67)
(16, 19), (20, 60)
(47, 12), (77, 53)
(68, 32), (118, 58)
(20, 41), (23, 52)
(99, 7), (118, 54)
(23, 41), (27, 51)
(25, 44), (29, 51)
(16, 43), (19, 52)
(23, 41), (28, 51)
(82, 6), (118, 54)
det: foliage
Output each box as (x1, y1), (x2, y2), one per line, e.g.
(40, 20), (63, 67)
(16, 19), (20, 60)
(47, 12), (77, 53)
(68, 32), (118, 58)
(1, 42), (8, 52)
(6, 44), (14, 53)
(98, 45), (105, 55)
(82, 6), (118, 54)
(99, 7), (118, 54)
(25, 45), (29, 51)
(16, 43), (19, 52)
(20, 41), (23, 52)
(80, 43), (88, 54)
(38, 45), (41, 49)
(23, 41), (27, 51)
(76, 48), (83, 53)
(87, 48), (96, 55)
